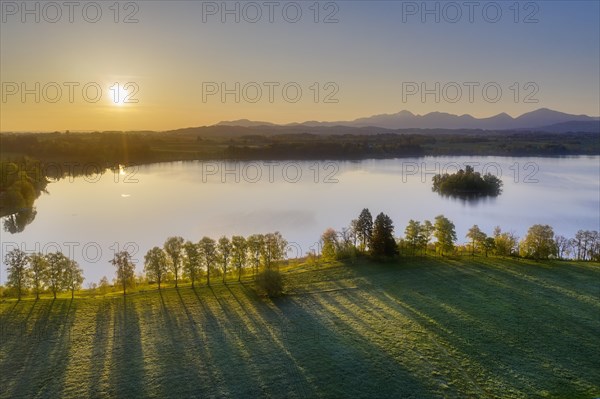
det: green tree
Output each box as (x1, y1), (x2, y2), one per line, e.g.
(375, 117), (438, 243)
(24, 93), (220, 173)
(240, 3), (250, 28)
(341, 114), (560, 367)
(404, 219), (421, 255)
(164, 236), (184, 288)
(4, 248), (29, 300)
(466, 225), (486, 256)
(356, 208), (373, 252)
(183, 241), (201, 288)
(416, 220), (434, 255)
(321, 228), (339, 261)
(3, 207), (37, 234)
(256, 269), (284, 298)
(434, 215), (457, 256)
(261, 232), (287, 270)
(338, 225), (358, 260)
(144, 246), (168, 290)
(231, 235), (247, 282)
(45, 252), (69, 299)
(520, 224), (557, 259)
(199, 237), (217, 286)
(218, 236), (232, 283)
(98, 276), (110, 295)
(493, 226), (519, 256)
(371, 213), (398, 257)
(482, 237), (495, 257)
(246, 234), (264, 278)
(28, 253), (47, 299)
(111, 251), (135, 295)
(64, 259), (84, 299)
(432, 165), (502, 197)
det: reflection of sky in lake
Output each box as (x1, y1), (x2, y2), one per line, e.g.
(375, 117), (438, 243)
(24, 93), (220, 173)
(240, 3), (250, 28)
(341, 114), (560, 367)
(1, 156), (598, 284)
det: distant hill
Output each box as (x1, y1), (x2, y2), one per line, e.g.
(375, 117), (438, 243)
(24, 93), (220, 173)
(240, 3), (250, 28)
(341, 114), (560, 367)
(527, 120), (600, 133)
(216, 119), (277, 127)
(211, 108), (599, 132)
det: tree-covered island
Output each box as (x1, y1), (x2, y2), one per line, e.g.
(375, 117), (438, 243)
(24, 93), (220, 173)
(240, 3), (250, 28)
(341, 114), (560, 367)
(432, 165), (503, 198)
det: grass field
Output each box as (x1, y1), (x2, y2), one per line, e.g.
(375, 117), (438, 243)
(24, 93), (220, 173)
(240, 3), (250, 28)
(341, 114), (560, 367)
(1, 257), (599, 398)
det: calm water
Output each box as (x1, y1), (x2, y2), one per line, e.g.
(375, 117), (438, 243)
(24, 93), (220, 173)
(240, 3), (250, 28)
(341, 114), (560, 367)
(1, 156), (598, 284)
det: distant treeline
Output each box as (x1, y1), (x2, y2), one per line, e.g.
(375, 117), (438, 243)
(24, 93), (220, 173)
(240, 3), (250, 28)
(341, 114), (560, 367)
(1, 130), (598, 169)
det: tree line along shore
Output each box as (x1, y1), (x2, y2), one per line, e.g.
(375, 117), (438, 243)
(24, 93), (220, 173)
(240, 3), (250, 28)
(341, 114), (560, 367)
(3, 209), (598, 300)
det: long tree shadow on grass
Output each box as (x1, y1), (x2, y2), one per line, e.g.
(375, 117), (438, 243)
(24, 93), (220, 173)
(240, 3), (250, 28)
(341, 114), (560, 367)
(147, 289), (206, 397)
(87, 299), (114, 397)
(234, 283), (431, 399)
(147, 288), (241, 398)
(204, 285), (285, 397)
(225, 283), (323, 398)
(108, 296), (147, 399)
(0, 299), (23, 325)
(2, 299), (76, 399)
(367, 258), (600, 397)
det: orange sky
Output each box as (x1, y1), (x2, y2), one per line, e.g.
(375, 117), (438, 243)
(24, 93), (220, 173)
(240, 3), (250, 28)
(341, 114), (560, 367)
(1, 1), (598, 132)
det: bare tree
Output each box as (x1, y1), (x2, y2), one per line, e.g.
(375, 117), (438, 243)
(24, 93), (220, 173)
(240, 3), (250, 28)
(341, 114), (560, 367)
(554, 235), (570, 259)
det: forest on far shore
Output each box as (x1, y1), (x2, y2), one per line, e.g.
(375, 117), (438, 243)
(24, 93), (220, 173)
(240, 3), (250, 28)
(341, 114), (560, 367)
(1, 129), (598, 170)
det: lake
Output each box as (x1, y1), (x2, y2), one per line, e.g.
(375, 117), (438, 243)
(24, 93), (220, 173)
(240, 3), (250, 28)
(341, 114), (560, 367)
(1, 156), (598, 284)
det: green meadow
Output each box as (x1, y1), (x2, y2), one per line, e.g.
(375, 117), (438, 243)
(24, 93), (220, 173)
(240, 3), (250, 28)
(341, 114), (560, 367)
(1, 257), (599, 398)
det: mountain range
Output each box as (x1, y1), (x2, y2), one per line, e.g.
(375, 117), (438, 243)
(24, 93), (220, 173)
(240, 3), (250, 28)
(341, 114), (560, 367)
(215, 108), (599, 132)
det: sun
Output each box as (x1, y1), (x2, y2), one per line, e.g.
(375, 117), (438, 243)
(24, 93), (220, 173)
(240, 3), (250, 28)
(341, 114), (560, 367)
(108, 83), (135, 107)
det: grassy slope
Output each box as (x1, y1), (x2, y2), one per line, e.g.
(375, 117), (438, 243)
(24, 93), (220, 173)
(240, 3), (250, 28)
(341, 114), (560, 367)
(0, 257), (598, 399)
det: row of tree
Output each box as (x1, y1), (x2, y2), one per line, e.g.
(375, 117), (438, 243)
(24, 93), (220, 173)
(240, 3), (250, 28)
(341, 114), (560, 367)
(321, 209), (460, 259)
(4, 232), (289, 299)
(321, 208), (600, 261)
(3, 249), (84, 300)
(111, 232), (288, 295)
(3, 210), (598, 299)
(460, 225), (598, 260)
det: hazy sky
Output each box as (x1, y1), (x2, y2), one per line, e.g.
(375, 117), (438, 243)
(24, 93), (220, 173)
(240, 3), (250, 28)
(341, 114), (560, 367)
(1, 0), (599, 131)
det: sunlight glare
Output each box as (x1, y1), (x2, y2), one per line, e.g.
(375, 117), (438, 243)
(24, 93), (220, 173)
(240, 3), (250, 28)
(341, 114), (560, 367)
(109, 84), (131, 107)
